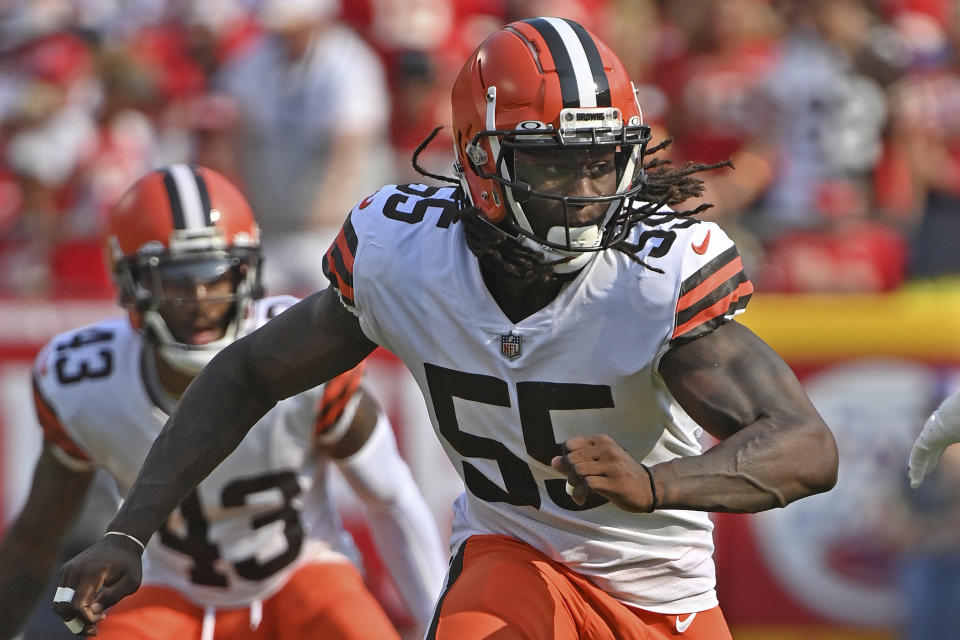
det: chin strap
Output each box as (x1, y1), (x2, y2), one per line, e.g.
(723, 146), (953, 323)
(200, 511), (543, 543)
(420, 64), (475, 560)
(519, 224), (602, 274)
(142, 306), (238, 376)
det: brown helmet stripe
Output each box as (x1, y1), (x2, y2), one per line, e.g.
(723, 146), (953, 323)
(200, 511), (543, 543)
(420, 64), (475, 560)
(191, 164), (212, 222)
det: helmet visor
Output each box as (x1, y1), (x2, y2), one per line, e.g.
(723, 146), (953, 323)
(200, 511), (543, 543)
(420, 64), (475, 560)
(513, 147), (617, 242)
(136, 256), (246, 346)
(514, 147), (617, 196)
(137, 256), (243, 306)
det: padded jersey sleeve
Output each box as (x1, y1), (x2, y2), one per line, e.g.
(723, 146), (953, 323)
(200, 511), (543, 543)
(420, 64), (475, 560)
(321, 183), (461, 349)
(322, 211), (360, 311)
(670, 221), (754, 346)
(320, 191), (396, 350)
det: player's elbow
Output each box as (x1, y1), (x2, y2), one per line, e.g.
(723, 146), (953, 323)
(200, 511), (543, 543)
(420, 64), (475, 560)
(795, 420), (839, 500)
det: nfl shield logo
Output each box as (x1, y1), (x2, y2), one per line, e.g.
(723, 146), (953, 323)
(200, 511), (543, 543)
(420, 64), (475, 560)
(501, 333), (522, 360)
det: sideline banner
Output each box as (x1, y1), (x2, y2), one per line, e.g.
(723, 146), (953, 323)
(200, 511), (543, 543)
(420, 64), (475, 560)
(721, 289), (960, 639)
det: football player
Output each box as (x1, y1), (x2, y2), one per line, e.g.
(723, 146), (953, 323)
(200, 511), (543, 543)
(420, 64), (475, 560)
(0, 165), (446, 639)
(52, 18), (838, 640)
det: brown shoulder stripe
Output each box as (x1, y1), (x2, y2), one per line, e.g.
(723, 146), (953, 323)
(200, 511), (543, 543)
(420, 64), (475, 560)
(321, 215), (357, 305)
(673, 247), (754, 342)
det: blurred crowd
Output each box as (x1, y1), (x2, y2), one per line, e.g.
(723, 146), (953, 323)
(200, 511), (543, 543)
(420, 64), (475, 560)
(0, 0), (958, 298)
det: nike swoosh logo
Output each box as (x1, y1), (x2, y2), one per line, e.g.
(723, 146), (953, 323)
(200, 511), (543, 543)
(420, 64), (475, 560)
(692, 229), (711, 255)
(676, 612), (697, 633)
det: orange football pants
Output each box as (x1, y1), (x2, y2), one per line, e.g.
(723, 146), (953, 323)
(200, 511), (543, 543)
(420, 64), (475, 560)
(96, 560), (401, 640)
(426, 534), (732, 640)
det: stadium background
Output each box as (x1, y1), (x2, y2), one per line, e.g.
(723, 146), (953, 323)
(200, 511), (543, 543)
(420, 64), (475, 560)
(2, 0), (960, 638)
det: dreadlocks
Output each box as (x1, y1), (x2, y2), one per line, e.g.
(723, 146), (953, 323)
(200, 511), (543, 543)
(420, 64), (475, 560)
(411, 126), (733, 284)
(457, 205), (574, 284)
(610, 138), (733, 273)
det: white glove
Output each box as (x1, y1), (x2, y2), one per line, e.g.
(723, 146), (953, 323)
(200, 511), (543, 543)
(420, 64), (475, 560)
(909, 388), (960, 488)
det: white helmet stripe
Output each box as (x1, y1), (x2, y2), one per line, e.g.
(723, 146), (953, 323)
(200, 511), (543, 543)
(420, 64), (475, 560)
(541, 17), (598, 108)
(545, 18), (597, 107)
(166, 164), (209, 229)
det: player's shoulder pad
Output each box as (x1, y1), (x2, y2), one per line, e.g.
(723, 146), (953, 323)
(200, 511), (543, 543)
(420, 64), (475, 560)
(34, 319), (127, 386)
(626, 210), (732, 273)
(323, 183), (460, 309)
(671, 219), (740, 279)
(347, 183), (461, 232)
(31, 319), (125, 466)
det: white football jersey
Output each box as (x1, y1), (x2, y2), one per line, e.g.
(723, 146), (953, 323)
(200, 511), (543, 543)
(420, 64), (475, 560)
(32, 296), (362, 607)
(322, 184), (753, 614)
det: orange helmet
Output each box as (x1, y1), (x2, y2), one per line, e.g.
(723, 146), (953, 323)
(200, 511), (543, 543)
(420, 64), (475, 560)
(106, 164), (262, 374)
(451, 17), (651, 269)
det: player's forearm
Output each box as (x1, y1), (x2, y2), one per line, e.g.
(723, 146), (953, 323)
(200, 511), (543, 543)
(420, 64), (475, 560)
(651, 417), (838, 513)
(364, 496), (447, 627)
(112, 290), (375, 544)
(336, 415), (447, 625)
(107, 342), (276, 542)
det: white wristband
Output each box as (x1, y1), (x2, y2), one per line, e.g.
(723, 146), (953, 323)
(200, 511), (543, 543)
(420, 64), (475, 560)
(105, 530), (146, 553)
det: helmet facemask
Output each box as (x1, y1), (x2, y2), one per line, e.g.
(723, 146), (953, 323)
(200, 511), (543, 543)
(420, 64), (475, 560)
(459, 87), (651, 273)
(110, 228), (262, 375)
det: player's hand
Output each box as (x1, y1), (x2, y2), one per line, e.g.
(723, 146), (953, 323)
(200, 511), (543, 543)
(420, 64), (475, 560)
(909, 408), (960, 488)
(551, 435), (655, 512)
(52, 534), (143, 635)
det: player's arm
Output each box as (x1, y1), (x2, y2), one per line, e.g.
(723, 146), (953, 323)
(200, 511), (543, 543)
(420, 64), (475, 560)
(114, 286), (376, 541)
(0, 446), (94, 639)
(323, 387), (447, 630)
(909, 386), (960, 487)
(655, 320), (838, 511)
(554, 320), (838, 513)
(53, 287), (377, 632)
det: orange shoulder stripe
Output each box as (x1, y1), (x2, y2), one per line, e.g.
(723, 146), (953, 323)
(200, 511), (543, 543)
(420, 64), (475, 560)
(32, 377), (91, 462)
(672, 280), (754, 340)
(335, 228), (356, 275)
(677, 255), (745, 313)
(314, 363), (366, 438)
